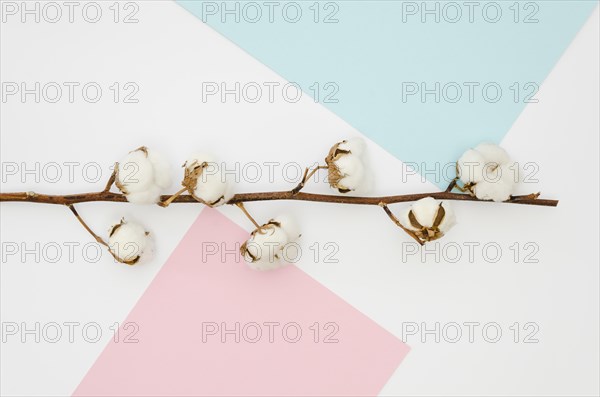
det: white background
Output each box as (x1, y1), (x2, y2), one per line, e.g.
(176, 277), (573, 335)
(1, 1), (598, 396)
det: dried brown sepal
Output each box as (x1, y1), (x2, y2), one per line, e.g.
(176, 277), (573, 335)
(108, 219), (124, 237)
(109, 251), (141, 266)
(325, 141), (354, 193)
(239, 220), (281, 263)
(180, 160), (225, 207)
(240, 240), (253, 261)
(133, 146), (148, 156)
(454, 161), (478, 196)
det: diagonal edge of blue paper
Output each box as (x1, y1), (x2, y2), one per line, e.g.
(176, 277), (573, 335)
(177, 0), (598, 188)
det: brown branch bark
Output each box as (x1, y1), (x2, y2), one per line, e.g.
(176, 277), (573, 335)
(67, 204), (108, 247)
(380, 203), (425, 246)
(0, 190), (559, 207)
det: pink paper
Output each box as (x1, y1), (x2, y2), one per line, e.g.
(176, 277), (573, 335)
(73, 208), (409, 396)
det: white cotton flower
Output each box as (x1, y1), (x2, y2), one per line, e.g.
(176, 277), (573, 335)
(241, 216), (300, 271)
(272, 214), (301, 241)
(107, 219), (152, 265)
(337, 137), (365, 156)
(399, 197), (456, 242)
(473, 163), (517, 202)
(182, 153), (233, 207)
(147, 149), (172, 190)
(457, 149), (486, 184)
(116, 147), (172, 204)
(326, 137), (368, 193)
(473, 142), (511, 166)
(456, 143), (518, 202)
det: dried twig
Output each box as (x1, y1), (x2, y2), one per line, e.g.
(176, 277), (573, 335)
(0, 190), (559, 207)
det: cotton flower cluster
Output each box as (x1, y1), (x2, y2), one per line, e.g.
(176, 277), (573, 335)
(240, 215), (301, 271)
(325, 138), (368, 193)
(457, 143), (519, 202)
(107, 219), (152, 265)
(116, 147), (171, 204)
(100, 141), (525, 267)
(399, 197), (456, 243)
(181, 154), (233, 207)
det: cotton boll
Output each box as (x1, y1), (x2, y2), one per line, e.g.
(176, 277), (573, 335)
(193, 176), (230, 206)
(474, 143), (511, 166)
(147, 150), (172, 189)
(107, 220), (151, 265)
(326, 138), (368, 193)
(473, 164), (517, 202)
(336, 155), (365, 191)
(338, 172), (365, 191)
(242, 223), (290, 271)
(409, 197), (440, 228)
(241, 216), (302, 271)
(117, 150), (155, 194)
(352, 170), (374, 195)
(337, 137), (365, 156)
(335, 154), (363, 176)
(398, 197), (456, 242)
(473, 178), (513, 202)
(456, 143), (519, 200)
(116, 147), (172, 204)
(271, 215), (301, 241)
(457, 149), (486, 184)
(183, 155), (231, 207)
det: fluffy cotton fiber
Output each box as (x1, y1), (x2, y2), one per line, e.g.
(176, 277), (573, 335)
(326, 137), (370, 193)
(399, 197), (456, 241)
(107, 219), (152, 265)
(183, 153), (233, 207)
(241, 215), (300, 271)
(456, 143), (518, 202)
(116, 147), (172, 204)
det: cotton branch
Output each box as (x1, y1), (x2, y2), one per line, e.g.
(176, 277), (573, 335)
(0, 190), (559, 207)
(291, 165), (328, 195)
(0, 140), (560, 269)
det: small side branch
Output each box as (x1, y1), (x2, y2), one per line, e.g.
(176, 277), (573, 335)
(379, 203), (424, 246)
(236, 203), (261, 229)
(291, 165), (327, 195)
(159, 187), (188, 208)
(103, 165), (118, 192)
(67, 204), (108, 247)
(445, 178), (458, 193)
(509, 192), (541, 201)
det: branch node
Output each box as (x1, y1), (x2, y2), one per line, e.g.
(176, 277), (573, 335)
(380, 203), (425, 246)
(67, 204), (108, 247)
(291, 165), (326, 195)
(235, 202), (261, 229)
(103, 163), (118, 192)
(445, 178), (458, 193)
(159, 187), (188, 207)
